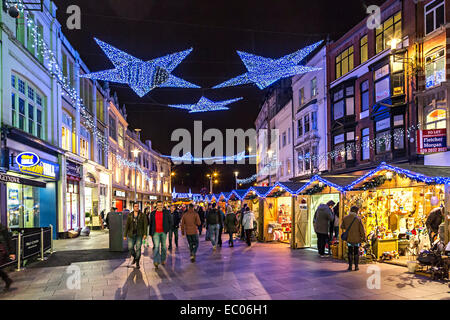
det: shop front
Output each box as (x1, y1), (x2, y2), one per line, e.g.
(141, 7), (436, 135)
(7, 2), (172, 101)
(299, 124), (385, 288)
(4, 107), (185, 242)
(65, 159), (82, 232)
(344, 162), (450, 265)
(112, 189), (127, 212)
(1, 143), (60, 239)
(243, 186), (269, 242)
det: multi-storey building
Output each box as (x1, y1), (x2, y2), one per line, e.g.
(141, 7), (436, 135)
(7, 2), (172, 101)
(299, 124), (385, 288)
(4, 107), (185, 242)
(292, 45), (328, 179)
(326, 0), (419, 174)
(108, 100), (172, 211)
(415, 0), (450, 165)
(255, 78), (292, 186)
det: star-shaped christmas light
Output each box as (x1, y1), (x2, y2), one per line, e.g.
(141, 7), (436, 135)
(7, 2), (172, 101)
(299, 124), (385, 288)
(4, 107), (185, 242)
(168, 96), (243, 113)
(213, 40), (323, 90)
(80, 38), (200, 97)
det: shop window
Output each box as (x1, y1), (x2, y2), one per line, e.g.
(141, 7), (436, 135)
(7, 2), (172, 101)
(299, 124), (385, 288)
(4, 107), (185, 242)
(312, 111), (318, 130)
(394, 128), (405, 150)
(376, 11), (402, 54)
(297, 118), (303, 137)
(425, 0), (445, 35)
(425, 49), (445, 89)
(360, 35), (368, 64)
(335, 46), (354, 79)
(426, 109), (446, 129)
(376, 131), (391, 154)
(392, 71), (404, 95)
(333, 131), (354, 163)
(361, 80), (369, 112)
(362, 128), (370, 160)
(311, 77), (317, 97)
(7, 183), (40, 228)
(304, 114), (310, 133)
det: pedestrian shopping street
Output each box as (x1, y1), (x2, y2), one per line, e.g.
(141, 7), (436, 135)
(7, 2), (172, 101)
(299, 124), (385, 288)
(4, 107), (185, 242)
(0, 231), (448, 300)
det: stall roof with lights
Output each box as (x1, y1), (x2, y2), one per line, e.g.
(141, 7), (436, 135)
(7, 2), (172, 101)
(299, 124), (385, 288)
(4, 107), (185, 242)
(229, 189), (249, 200)
(265, 182), (306, 197)
(345, 162), (450, 191)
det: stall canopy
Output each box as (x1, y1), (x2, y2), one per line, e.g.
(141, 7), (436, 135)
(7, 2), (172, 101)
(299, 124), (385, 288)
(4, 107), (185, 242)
(296, 174), (349, 194)
(265, 182), (306, 197)
(229, 189), (249, 201)
(346, 162), (450, 190)
(245, 186), (271, 198)
(219, 192), (231, 202)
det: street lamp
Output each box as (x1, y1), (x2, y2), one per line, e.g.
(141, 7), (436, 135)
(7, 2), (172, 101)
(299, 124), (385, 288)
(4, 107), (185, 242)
(207, 172), (218, 194)
(234, 171), (239, 190)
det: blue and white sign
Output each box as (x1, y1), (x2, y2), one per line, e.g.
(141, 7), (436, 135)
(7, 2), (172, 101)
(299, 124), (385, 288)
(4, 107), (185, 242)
(15, 152), (40, 167)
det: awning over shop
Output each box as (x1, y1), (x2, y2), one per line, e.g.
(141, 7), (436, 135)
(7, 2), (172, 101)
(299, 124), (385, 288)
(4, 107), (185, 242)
(346, 162), (450, 190)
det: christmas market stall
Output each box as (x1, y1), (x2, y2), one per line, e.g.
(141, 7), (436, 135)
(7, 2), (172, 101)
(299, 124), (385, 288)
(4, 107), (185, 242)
(218, 192), (231, 212)
(293, 175), (355, 257)
(344, 162), (450, 266)
(260, 182), (307, 246)
(242, 186), (270, 241)
(227, 189), (248, 212)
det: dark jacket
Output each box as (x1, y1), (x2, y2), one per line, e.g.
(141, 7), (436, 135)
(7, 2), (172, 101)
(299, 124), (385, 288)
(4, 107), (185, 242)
(181, 209), (201, 236)
(197, 207), (205, 224)
(171, 210), (182, 229)
(0, 224), (13, 263)
(206, 208), (222, 225)
(313, 204), (333, 235)
(124, 211), (148, 238)
(224, 213), (238, 233)
(341, 212), (366, 244)
(149, 209), (172, 235)
(426, 207), (443, 233)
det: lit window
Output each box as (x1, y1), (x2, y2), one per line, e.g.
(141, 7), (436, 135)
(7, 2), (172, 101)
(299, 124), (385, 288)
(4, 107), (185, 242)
(425, 49), (445, 89)
(426, 109), (446, 129)
(376, 12), (402, 54)
(335, 46), (354, 79)
(360, 35), (368, 64)
(425, 0), (445, 35)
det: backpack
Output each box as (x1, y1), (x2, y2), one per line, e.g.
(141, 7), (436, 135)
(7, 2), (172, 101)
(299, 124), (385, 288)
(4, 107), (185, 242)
(207, 209), (219, 225)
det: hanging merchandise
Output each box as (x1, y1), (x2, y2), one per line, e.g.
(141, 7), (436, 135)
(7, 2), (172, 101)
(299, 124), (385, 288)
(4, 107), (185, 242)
(168, 96), (243, 113)
(213, 41), (323, 89)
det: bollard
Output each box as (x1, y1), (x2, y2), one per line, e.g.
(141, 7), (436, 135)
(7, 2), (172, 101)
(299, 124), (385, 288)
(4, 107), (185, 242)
(16, 233), (21, 272)
(39, 228), (44, 261)
(49, 224), (54, 254)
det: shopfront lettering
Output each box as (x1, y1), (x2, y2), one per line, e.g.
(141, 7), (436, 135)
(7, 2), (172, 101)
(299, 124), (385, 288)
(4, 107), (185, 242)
(0, 173), (21, 184)
(15, 152), (40, 167)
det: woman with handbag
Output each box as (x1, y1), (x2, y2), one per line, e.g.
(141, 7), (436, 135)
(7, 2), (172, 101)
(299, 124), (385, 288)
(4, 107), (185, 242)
(0, 223), (15, 291)
(341, 206), (366, 271)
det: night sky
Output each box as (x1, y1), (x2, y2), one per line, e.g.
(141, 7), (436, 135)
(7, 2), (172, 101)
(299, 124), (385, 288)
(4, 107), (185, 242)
(54, 0), (385, 193)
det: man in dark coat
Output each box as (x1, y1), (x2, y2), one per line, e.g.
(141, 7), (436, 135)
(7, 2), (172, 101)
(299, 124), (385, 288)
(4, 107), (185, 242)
(224, 206), (238, 247)
(168, 204), (181, 250)
(124, 203), (148, 269)
(0, 224), (14, 291)
(149, 201), (172, 268)
(197, 205), (205, 235)
(426, 207), (443, 243)
(313, 200), (335, 257)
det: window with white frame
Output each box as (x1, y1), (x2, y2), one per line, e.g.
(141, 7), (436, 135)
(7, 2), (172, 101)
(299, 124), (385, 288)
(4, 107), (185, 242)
(11, 73), (45, 139)
(311, 77), (317, 97)
(361, 128), (370, 160)
(297, 118), (303, 137)
(62, 111), (73, 151)
(425, 48), (445, 89)
(80, 126), (90, 159)
(425, 0), (445, 35)
(426, 108), (446, 129)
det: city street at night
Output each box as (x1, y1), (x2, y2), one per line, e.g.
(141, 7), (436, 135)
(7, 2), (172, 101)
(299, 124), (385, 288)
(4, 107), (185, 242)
(0, 231), (448, 301)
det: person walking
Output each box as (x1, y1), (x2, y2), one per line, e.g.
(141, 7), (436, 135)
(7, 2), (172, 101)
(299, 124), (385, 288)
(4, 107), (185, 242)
(181, 203), (201, 262)
(168, 204), (181, 250)
(105, 207), (116, 229)
(242, 207), (255, 246)
(197, 205), (205, 235)
(224, 206), (238, 247)
(204, 203), (212, 241)
(124, 203), (148, 270)
(217, 206), (225, 247)
(341, 206), (366, 271)
(0, 223), (15, 292)
(331, 203), (340, 240)
(313, 200), (335, 257)
(149, 201), (172, 269)
(240, 204), (248, 240)
(206, 203), (221, 251)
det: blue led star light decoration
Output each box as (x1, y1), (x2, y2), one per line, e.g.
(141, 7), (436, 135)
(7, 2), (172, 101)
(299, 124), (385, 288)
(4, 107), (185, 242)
(213, 40), (323, 90)
(80, 38), (200, 97)
(168, 96), (243, 113)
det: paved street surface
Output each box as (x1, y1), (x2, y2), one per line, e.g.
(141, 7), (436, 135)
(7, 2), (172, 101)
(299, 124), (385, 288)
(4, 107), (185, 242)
(0, 231), (448, 300)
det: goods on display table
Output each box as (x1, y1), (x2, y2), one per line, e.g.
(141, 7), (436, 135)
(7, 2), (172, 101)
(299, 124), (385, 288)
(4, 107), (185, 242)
(265, 197), (292, 244)
(345, 170), (446, 263)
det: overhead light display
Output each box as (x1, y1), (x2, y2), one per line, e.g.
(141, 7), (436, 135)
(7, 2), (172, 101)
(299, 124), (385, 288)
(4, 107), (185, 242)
(168, 96), (243, 113)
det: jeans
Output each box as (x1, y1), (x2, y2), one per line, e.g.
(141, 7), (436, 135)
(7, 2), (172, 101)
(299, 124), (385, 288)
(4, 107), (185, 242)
(228, 231), (234, 246)
(208, 224), (220, 246)
(152, 232), (167, 264)
(168, 227), (179, 248)
(347, 243), (360, 267)
(127, 235), (143, 261)
(245, 229), (252, 246)
(317, 232), (329, 255)
(198, 224), (203, 235)
(186, 234), (199, 256)
(218, 226), (223, 246)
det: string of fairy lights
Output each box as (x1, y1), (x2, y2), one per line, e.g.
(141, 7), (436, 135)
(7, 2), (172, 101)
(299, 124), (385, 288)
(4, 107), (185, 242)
(11, 0), (109, 151)
(237, 124), (421, 185)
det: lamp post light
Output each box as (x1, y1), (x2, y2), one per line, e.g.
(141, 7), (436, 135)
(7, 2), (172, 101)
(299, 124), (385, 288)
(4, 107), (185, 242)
(234, 171), (239, 190)
(207, 172), (218, 194)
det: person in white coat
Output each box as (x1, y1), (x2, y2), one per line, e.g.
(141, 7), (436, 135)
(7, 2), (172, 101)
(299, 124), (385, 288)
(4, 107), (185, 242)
(242, 207), (255, 246)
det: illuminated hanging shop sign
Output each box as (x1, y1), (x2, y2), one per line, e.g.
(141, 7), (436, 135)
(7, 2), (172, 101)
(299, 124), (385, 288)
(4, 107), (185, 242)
(12, 152), (59, 180)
